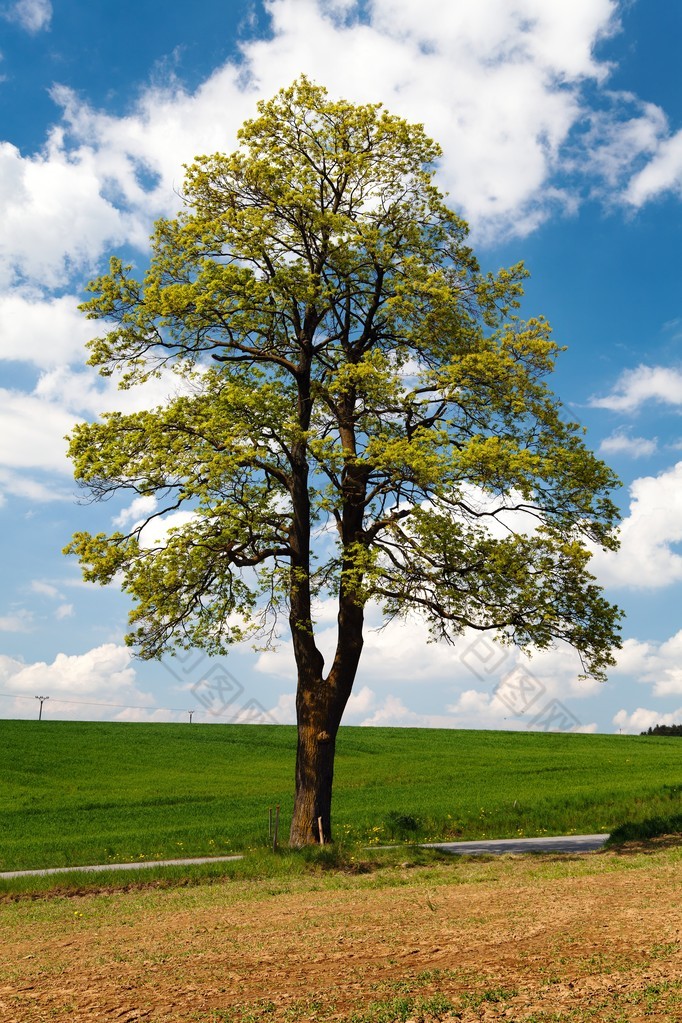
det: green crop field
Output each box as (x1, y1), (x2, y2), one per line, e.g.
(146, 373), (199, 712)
(1, 720), (682, 873)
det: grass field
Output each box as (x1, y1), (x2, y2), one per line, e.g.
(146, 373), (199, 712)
(2, 720), (682, 873)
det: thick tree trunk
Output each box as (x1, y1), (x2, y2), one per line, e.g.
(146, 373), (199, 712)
(289, 689), (341, 846)
(288, 595), (364, 846)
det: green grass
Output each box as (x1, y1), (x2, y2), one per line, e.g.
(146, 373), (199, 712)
(2, 720), (682, 873)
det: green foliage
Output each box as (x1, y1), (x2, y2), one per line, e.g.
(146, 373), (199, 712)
(347, 993), (454, 1023)
(641, 723), (682, 736)
(607, 814), (682, 845)
(3, 721), (682, 873)
(65, 76), (621, 681)
(383, 811), (422, 840)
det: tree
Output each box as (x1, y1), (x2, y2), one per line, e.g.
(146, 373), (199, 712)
(65, 78), (623, 846)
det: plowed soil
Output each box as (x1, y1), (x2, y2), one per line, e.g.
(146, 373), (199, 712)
(1, 845), (682, 1022)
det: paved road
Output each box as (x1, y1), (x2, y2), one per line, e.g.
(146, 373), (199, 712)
(0, 855), (244, 880)
(0, 834), (610, 880)
(423, 834), (610, 855)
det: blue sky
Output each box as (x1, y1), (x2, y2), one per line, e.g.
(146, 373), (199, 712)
(2, 0), (682, 734)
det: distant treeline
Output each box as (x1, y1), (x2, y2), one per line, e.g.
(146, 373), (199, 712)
(641, 724), (682, 736)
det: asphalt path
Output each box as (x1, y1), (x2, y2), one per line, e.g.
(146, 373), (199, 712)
(423, 834), (610, 855)
(0, 834), (610, 879)
(0, 855), (244, 880)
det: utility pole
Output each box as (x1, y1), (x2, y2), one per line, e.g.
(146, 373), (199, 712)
(35, 696), (49, 721)
(188, 710), (194, 723)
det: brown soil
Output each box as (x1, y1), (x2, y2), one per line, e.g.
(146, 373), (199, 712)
(1, 848), (682, 1022)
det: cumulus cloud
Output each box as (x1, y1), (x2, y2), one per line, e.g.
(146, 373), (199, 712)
(30, 579), (60, 599)
(0, 0), (629, 297)
(591, 365), (682, 412)
(0, 137), (135, 289)
(0, 643), (162, 720)
(0, 609), (33, 632)
(625, 129), (682, 208)
(1, 642), (136, 694)
(0, 385), (76, 474)
(0, 367), (187, 500)
(611, 629), (682, 698)
(344, 686), (596, 731)
(599, 430), (657, 459)
(589, 462), (682, 589)
(33, 365), (183, 417)
(0, 292), (94, 366)
(5, 0), (52, 33)
(613, 705), (682, 734)
(113, 496), (159, 529)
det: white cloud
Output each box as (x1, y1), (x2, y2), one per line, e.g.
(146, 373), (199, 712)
(599, 430), (657, 459)
(0, 643), (165, 720)
(267, 691), (296, 723)
(55, 603), (74, 620)
(113, 496), (159, 529)
(345, 684), (376, 716)
(33, 365), (189, 417)
(0, 0), (628, 298)
(5, 0), (52, 33)
(0, 137), (135, 289)
(0, 385), (75, 474)
(0, 292), (93, 366)
(590, 462), (682, 589)
(0, 642), (136, 694)
(580, 92), (668, 195)
(352, 687), (595, 731)
(0, 466), (72, 503)
(611, 629), (682, 698)
(613, 706), (682, 734)
(358, 694), (427, 727)
(591, 365), (682, 412)
(138, 510), (198, 549)
(0, 609), (33, 632)
(0, 367), (187, 497)
(30, 580), (60, 599)
(625, 129), (682, 208)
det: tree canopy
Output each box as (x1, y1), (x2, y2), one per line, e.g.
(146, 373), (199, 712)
(66, 78), (623, 844)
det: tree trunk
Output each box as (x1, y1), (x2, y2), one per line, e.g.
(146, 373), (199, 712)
(289, 694), (340, 846)
(288, 596), (364, 846)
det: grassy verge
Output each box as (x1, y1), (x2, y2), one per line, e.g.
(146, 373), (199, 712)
(0, 843), (459, 899)
(607, 812), (682, 845)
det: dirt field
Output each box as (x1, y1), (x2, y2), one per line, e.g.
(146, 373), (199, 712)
(1, 844), (682, 1023)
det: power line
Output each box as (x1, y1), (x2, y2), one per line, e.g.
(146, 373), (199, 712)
(0, 690), (194, 715)
(0, 691), (274, 724)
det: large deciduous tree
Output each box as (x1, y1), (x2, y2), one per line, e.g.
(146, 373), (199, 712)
(66, 78), (622, 846)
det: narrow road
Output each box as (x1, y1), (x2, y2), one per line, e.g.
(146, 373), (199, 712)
(0, 855), (244, 880)
(0, 834), (610, 880)
(423, 833), (610, 855)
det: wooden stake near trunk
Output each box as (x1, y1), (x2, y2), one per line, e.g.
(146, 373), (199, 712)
(272, 804), (280, 851)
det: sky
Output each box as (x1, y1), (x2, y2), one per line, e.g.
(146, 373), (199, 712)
(2, 0), (682, 735)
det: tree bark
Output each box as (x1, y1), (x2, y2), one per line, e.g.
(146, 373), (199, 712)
(289, 580), (365, 846)
(289, 683), (341, 846)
